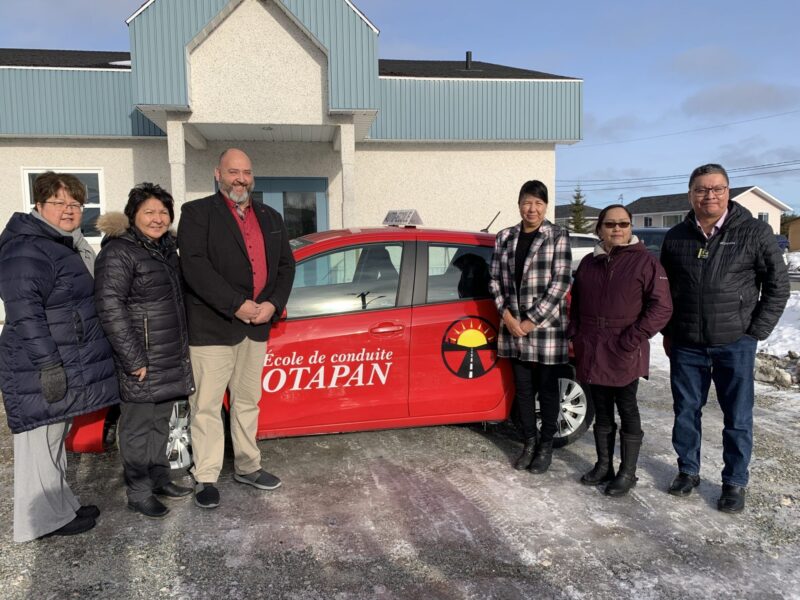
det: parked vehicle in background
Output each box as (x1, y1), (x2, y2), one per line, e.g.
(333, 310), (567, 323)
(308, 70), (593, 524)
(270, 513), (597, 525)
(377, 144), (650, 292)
(633, 227), (670, 258)
(569, 233), (598, 272)
(67, 220), (593, 468)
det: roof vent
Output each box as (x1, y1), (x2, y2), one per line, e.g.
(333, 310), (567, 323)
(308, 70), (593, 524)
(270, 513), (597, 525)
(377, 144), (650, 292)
(466, 51), (472, 70)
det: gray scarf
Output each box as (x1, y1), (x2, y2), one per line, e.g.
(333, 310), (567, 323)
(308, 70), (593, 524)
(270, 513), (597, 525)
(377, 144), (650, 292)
(31, 210), (96, 275)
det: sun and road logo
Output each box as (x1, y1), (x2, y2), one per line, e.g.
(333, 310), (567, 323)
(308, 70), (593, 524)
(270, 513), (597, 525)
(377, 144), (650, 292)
(441, 316), (498, 379)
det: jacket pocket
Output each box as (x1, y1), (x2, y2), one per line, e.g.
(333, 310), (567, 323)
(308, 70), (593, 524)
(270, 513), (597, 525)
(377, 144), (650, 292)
(73, 311), (85, 344)
(143, 316), (150, 351)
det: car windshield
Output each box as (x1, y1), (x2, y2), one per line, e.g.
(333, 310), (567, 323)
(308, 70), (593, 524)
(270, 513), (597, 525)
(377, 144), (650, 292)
(635, 230), (666, 256)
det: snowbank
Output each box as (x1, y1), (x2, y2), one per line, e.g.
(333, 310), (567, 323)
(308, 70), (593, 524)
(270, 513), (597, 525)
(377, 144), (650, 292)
(758, 290), (800, 357)
(787, 251), (800, 272)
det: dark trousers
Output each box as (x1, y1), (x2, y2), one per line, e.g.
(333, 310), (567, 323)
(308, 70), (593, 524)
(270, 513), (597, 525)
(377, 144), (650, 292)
(119, 401), (175, 502)
(589, 380), (641, 435)
(511, 359), (561, 442)
(670, 335), (756, 487)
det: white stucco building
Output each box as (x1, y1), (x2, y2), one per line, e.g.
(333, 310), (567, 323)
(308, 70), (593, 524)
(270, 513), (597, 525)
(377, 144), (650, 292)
(0, 0), (582, 251)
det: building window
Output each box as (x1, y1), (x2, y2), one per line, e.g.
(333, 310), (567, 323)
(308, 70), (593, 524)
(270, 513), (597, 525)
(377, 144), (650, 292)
(643, 216), (653, 227)
(758, 212), (769, 223)
(23, 169), (103, 240)
(662, 214), (682, 227)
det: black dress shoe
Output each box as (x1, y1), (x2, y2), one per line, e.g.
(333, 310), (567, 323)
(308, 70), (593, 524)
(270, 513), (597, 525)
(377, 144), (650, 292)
(76, 505), (100, 519)
(668, 472), (700, 497)
(717, 484), (746, 513)
(41, 515), (96, 538)
(153, 482), (192, 498)
(128, 496), (169, 518)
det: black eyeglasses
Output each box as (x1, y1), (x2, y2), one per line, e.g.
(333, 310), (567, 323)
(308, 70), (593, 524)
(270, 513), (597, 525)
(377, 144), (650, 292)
(42, 200), (83, 211)
(691, 186), (728, 197)
(601, 221), (631, 229)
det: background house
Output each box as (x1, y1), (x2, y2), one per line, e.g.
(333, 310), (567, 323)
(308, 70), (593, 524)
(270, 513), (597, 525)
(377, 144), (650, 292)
(554, 204), (601, 231)
(626, 186), (791, 234)
(785, 216), (800, 251)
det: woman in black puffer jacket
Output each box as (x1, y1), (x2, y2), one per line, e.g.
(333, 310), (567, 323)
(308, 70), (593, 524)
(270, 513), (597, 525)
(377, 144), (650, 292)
(0, 172), (119, 542)
(94, 183), (195, 518)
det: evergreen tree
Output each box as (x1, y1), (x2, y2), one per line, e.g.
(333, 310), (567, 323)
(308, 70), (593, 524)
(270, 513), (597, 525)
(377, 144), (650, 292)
(569, 186), (589, 233)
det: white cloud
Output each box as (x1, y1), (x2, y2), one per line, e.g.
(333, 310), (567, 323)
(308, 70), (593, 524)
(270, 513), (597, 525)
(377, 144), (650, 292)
(681, 82), (800, 117)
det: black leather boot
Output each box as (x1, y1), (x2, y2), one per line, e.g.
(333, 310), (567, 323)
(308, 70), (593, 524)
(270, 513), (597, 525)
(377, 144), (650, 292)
(604, 431), (643, 496)
(528, 440), (554, 474)
(513, 435), (538, 470)
(581, 424), (616, 485)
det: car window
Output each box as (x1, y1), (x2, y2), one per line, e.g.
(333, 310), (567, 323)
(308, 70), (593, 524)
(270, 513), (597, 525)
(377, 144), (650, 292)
(427, 243), (493, 303)
(287, 243), (403, 318)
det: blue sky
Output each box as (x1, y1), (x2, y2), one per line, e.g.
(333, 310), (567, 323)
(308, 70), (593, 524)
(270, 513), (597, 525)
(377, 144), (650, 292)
(2, 0), (798, 212)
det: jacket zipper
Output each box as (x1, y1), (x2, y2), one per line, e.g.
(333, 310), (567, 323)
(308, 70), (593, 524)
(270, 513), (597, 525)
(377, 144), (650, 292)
(143, 316), (150, 351)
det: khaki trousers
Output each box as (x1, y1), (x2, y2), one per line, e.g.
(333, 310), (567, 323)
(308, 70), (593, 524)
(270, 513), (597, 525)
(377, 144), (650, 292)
(188, 338), (266, 483)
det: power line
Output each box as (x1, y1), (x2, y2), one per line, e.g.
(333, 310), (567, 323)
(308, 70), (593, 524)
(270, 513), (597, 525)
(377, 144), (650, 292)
(562, 109), (800, 149)
(555, 167), (800, 194)
(557, 160), (800, 185)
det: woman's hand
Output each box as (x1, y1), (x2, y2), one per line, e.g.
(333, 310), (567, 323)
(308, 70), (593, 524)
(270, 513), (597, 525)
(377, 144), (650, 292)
(131, 367), (147, 381)
(502, 309), (526, 337)
(519, 319), (536, 335)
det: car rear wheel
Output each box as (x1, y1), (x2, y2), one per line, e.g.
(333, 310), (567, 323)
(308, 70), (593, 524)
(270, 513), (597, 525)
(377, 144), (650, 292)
(536, 368), (593, 448)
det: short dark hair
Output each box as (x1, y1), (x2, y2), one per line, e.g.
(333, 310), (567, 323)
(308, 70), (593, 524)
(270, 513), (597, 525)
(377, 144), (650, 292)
(124, 182), (175, 225)
(688, 163), (729, 189)
(518, 180), (549, 204)
(32, 171), (86, 206)
(595, 204), (632, 236)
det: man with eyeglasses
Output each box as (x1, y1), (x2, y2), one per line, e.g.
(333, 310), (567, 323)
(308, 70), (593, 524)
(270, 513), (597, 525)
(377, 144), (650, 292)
(659, 163), (789, 513)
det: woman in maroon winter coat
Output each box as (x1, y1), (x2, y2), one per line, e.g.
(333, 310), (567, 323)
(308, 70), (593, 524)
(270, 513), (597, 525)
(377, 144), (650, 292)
(567, 205), (672, 496)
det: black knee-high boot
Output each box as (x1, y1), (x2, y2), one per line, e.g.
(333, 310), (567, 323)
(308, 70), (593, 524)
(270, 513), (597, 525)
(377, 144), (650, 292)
(581, 424), (616, 485)
(604, 431), (643, 496)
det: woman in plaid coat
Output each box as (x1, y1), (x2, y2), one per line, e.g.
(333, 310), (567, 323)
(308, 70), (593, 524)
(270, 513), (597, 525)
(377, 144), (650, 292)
(489, 180), (572, 473)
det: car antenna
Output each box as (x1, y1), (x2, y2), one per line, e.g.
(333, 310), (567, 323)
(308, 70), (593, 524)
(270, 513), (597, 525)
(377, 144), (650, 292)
(481, 211), (501, 233)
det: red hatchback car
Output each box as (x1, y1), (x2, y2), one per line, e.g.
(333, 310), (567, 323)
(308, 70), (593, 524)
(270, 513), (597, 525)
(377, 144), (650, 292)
(67, 225), (591, 467)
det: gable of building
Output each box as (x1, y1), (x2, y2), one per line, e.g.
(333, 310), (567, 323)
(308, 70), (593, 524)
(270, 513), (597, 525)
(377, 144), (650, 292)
(129, 0), (379, 111)
(187, 0), (330, 125)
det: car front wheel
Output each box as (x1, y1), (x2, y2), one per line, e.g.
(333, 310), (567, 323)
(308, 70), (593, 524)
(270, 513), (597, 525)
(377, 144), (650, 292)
(167, 400), (192, 470)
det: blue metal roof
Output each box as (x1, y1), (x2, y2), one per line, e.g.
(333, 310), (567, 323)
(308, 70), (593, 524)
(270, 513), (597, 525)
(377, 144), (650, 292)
(0, 0), (582, 142)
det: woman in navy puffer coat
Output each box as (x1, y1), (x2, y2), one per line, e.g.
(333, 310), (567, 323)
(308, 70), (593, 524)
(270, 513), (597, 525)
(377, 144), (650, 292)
(0, 172), (119, 541)
(568, 204), (672, 497)
(94, 183), (195, 519)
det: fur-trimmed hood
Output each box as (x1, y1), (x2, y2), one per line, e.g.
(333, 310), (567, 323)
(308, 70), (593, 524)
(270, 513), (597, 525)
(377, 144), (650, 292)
(96, 212), (130, 238)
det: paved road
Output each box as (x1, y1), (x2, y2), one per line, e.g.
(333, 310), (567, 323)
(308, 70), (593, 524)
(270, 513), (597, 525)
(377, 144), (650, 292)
(1, 369), (798, 599)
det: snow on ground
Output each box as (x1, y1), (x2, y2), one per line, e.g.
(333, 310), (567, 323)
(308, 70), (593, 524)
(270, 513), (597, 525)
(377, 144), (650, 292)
(787, 250), (800, 272)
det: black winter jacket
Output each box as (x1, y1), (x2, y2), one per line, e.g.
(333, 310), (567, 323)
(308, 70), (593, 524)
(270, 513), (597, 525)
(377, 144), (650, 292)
(0, 213), (119, 433)
(94, 213), (195, 404)
(660, 201), (790, 345)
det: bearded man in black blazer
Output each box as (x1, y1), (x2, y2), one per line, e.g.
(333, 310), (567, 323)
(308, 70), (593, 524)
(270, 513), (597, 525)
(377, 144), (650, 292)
(178, 148), (295, 509)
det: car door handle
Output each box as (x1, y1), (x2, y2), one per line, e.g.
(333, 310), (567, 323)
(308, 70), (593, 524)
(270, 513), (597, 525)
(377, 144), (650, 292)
(369, 323), (404, 334)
